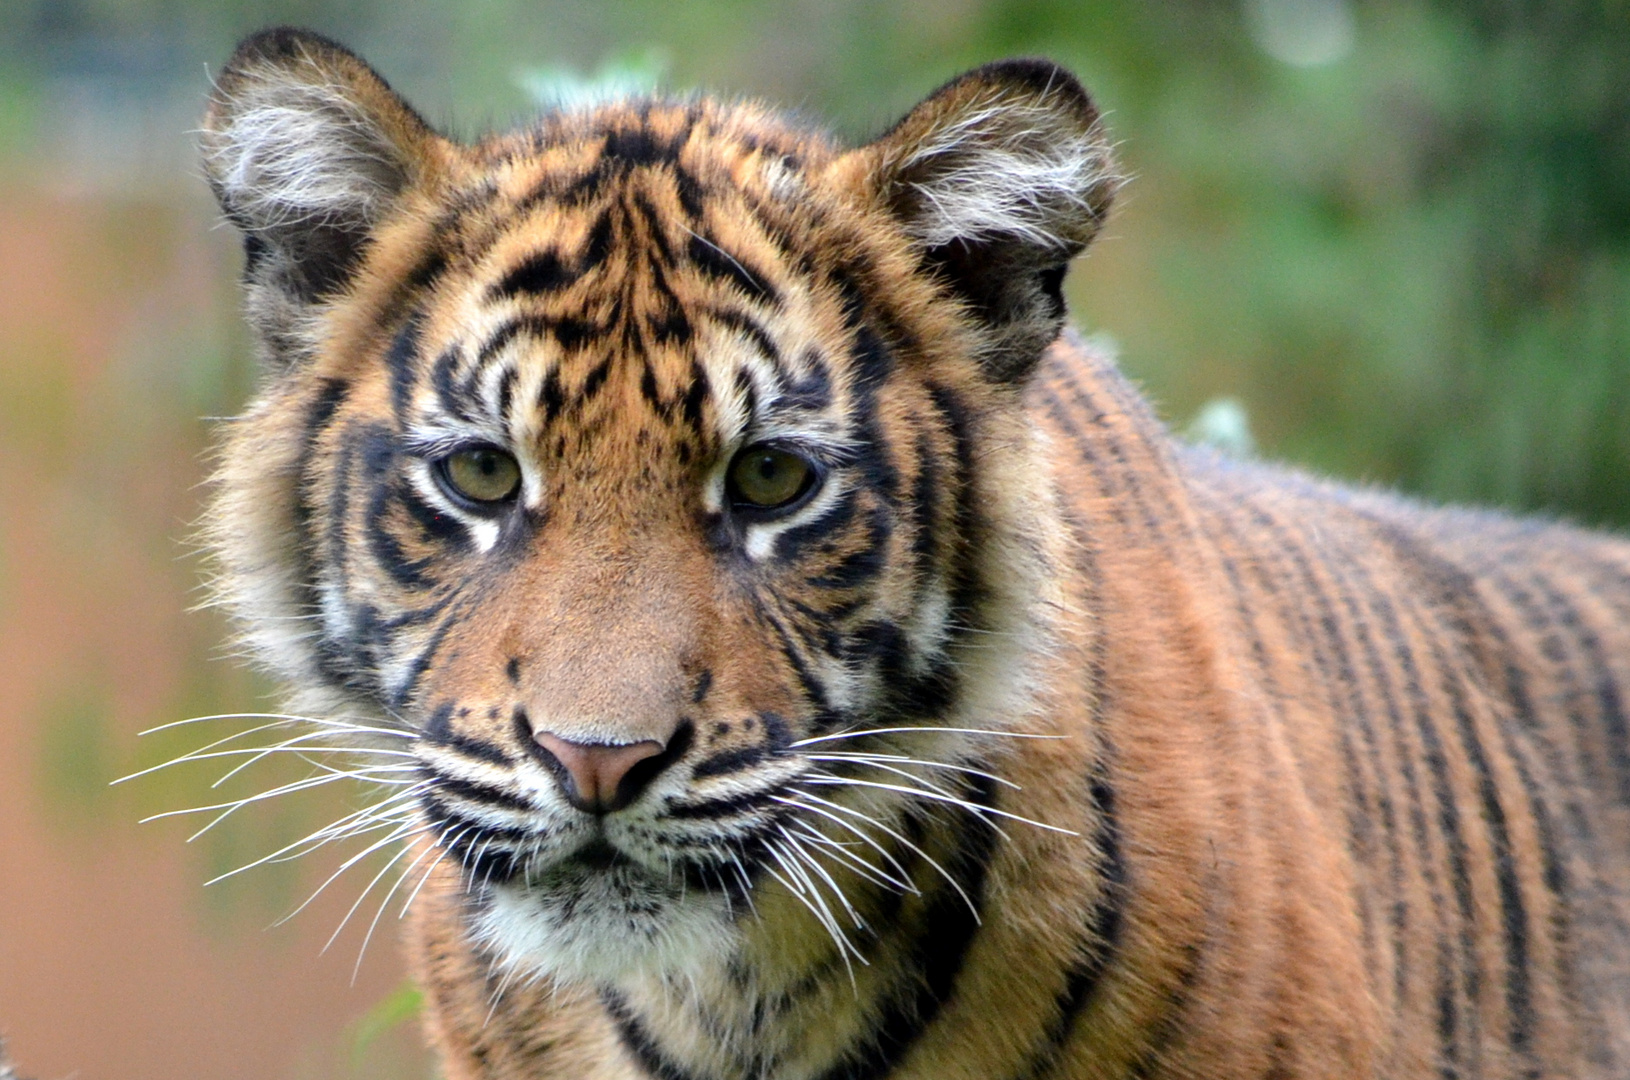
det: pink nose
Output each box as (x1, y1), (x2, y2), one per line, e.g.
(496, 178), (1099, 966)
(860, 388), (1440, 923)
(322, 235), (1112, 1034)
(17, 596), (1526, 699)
(531, 730), (667, 813)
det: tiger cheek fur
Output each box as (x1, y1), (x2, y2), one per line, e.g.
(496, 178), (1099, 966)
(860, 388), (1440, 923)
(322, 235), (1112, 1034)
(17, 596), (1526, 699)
(198, 26), (1630, 1080)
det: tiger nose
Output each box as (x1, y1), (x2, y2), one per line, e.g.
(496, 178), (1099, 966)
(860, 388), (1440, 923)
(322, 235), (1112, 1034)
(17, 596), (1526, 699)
(530, 730), (668, 814)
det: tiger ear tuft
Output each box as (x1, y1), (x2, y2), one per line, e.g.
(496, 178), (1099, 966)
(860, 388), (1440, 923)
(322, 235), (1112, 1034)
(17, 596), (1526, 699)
(851, 59), (1121, 382)
(201, 28), (439, 361)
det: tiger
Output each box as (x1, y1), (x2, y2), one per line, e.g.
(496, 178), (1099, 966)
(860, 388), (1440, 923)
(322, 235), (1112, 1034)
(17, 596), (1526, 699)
(193, 26), (1630, 1080)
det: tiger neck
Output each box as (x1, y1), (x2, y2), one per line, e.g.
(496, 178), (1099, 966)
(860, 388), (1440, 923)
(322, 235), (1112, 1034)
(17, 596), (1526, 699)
(602, 786), (1001, 1080)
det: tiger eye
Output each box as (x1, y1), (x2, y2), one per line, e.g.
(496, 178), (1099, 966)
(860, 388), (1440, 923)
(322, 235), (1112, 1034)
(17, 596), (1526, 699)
(441, 447), (522, 505)
(727, 446), (816, 511)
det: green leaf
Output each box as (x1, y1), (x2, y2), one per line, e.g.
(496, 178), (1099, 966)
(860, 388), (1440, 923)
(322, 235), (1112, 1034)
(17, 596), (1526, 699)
(350, 980), (425, 1067)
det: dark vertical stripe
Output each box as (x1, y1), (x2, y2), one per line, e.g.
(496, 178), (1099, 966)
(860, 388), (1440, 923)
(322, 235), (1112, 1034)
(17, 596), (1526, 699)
(385, 315), (423, 421)
(1007, 775), (1126, 1080)
(811, 775), (999, 1080)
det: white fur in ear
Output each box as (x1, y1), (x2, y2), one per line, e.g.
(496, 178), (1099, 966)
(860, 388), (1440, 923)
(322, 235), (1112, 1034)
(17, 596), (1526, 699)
(200, 28), (436, 264)
(201, 29), (439, 356)
(848, 60), (1121, 381)
(871, 60), (1121, 254)
(205, 74), (407, 235)
(894, 93), (1120, 251)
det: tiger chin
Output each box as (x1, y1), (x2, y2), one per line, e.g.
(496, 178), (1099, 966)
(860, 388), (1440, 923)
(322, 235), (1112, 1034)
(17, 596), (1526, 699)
(195, 25), (1630, 1080)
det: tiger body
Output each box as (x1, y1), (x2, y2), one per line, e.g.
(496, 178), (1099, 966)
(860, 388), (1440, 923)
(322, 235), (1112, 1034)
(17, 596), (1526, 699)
(198, 29), (1630, 1080)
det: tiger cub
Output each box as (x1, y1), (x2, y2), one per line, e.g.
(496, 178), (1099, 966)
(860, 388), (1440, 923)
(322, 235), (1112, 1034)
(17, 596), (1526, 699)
(198, 27), (1630, 1080)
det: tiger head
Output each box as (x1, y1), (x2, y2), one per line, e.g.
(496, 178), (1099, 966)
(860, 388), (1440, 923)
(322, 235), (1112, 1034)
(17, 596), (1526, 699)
(200, 29), (1117, 983)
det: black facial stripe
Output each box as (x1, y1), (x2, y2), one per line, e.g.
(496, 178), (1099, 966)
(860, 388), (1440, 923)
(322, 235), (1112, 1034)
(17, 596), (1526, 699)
(421, 813), (525, 884)
(632, 192), (677, 263)
(401, 483), (472, 549)
(849, 324), (895, 393)
(603, 992), (713, 1080)
(691, 745), (769, 779)
(429, 345), (482, 424)
(852, 404), (901, 503)
(422, 702), (515, 766)
(406, 248), (447, 291)
(707, 306), (780, 365)
(365, 482), (436, 591)
(476, 317), (528, 366)
(777, 348), (833, 412)
(760, 604), (832, 715)
(805, 506), (892, 590)
(582, 208), (615, 272)
(680, 360), (710, 432)
(773, 487), (860, 561)
(537, 366), (565, 423)
(388, 598), (469, 709)
(663, 788), (779, 820)
(908, 428), (942, 571)
(385, 313), (423, 421)
(292, 377), (352, 661)
(674, 165), (707, 220)
(581, 357), (612, 401)
(420, 794), (534, 844)
(602, 123), (685, 168)
(554, 316), (598, 352)
(688, 234), (777, 307)
(431, 774), (537, 816)
(647, 303), (694, 348)
(317, 425), (372, 688)
(847, 618), (911, 680)
(491, 249), (574, 299)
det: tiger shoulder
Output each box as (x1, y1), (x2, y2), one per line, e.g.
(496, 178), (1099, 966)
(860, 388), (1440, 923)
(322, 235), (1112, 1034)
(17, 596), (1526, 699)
(191, 26), (1630, 1080)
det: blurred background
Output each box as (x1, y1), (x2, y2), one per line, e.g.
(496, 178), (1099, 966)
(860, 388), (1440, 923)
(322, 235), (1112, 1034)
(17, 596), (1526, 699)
(0, 1), (1625, 1077)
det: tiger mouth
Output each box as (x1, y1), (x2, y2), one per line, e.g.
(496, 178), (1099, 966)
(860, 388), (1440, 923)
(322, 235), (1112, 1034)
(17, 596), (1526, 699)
(419, 778), (779, 899)
(564, 838), (632, 872)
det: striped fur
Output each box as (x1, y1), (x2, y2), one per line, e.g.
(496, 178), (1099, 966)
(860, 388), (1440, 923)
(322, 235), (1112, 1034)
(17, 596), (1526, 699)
(199, 28), (1630, 1080)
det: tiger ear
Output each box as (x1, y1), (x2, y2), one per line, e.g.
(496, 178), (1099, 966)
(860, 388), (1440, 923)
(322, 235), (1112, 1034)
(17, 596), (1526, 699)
(201, 28), (441, 363)
(843, 60), (1120, 382)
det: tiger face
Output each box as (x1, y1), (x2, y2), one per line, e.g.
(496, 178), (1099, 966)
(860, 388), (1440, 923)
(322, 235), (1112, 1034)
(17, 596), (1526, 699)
(200, 29), (1116, 987)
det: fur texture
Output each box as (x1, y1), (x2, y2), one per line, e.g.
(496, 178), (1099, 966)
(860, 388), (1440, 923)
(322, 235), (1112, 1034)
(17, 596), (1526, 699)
(199, 29), (1630, 1080)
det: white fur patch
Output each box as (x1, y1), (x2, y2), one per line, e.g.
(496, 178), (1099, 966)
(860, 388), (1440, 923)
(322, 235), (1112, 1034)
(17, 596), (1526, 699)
(475, 863), (737, 984)
(896, 96), (1119, 250)
(207, 71), (404, 232)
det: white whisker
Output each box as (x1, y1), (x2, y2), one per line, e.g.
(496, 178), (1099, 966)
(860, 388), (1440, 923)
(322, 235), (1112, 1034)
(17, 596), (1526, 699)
(791, 726), (1066, 749)
(206, 781), (431, 883)
(274, 819), (427, 928)
(785, 820), (910, 894)
(803, 774), (1077, 836)
(354, 838), (440, 982)
(806, 751), (1021, 790)
(322, 825), (428, 958)
(779, 825), (866, 932)
(781, 790), (980, 921)
(770, 795), (919, 894)
(762, 840), (859, 979)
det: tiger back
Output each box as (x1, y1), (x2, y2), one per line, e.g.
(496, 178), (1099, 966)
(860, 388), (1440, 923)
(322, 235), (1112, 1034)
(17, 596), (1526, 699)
(196, 28), (1630, 1079)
